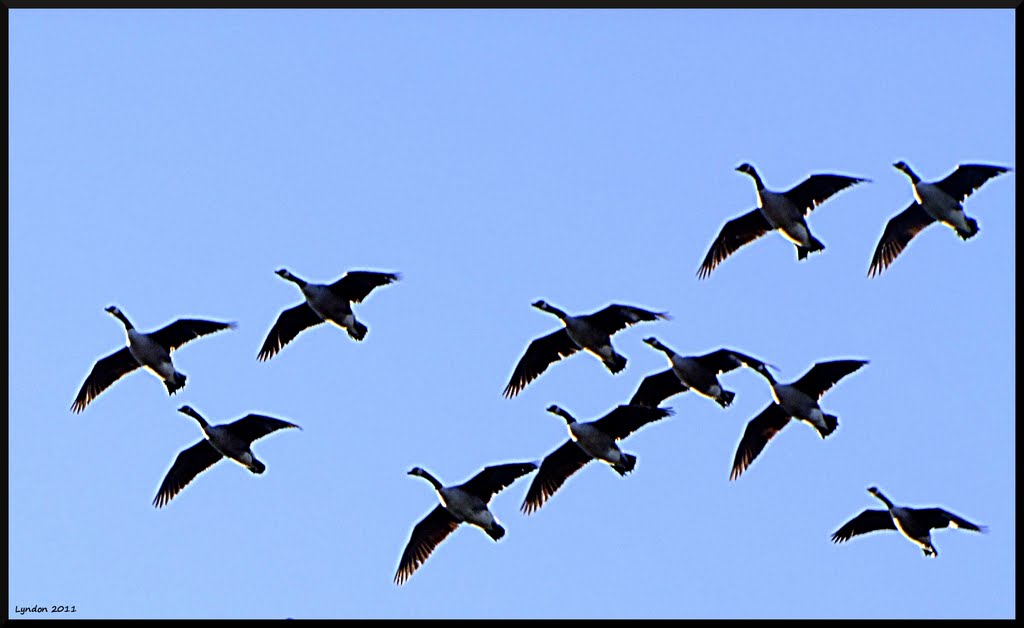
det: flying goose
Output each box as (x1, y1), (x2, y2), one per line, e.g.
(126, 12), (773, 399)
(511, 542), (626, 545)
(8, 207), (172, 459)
(730, 359), (868, 480)
(630, 337), (770, 409)
(71, 306), (236, 413)
(867, 161), (1012, 277)
(521, 404), (673, 515)
(697, 163), (869, 279)
(394, 462), (538, 585)
(153, 405), (301, 508)
(503, 300), (669, 398)
(831, 486), (986, 557)
(258, 268), (400, 361)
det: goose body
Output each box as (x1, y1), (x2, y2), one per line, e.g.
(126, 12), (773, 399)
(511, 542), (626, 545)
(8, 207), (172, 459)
(395, 462), (537, 585)
(503, 300), (669, 398)
(521, 404), (673, 514)
(153, 405), (300, 508)
(697, 163), (868, 278)
(258, 268), (400, 361)
(630, 337), (770, 408)
(71, 306), (236, 413)
(831, 487), (986, 557)
(730, 359), (868, 480)
(868, 161), (1011, 276)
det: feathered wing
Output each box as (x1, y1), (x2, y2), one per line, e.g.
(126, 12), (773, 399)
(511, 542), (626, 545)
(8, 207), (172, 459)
(695, 349), (749, 374)
(149, 319), (236, 351)
(224, 414), (301, 444)
(329, 271), (401, 303)
(257, 303), (325, 361)
(152, 440), (224, 508)
(629, 369), (688, 408)
(911, 508), (986, 532)
(71, 347), (141, 413)
(730, 403), (791, 481)
(457, 462), (538, 503)
(785, 174), (868, 215)
(696, 209), (773, 279)
(934, 164), (1011, 203)
(520, 440), (593, 515)
(503, 329), (580, 398)
(830, 509), (896, 543)
(394, 505), (461, 585)
(582, 304), (669, 334)
(592, 405), (673, 441)
(791, 359), (868, 400)
(867, 204), (935, 277)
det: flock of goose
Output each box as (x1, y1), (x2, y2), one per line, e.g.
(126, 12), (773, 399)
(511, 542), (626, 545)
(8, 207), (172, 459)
(71, 159), (1008, 586)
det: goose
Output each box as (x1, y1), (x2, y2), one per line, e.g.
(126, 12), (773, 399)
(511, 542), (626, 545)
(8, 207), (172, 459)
(71, 306), (236, 413)
(503, 301), (669, 398)
(730, 359), (868, 480)
(258, 268), (400, 361)
(697, 163), (869, 278)
(630, 337), (770, 409)
(831, 486), (986, 557)
(867, 161), (1012, 277)
(153, 405), (301, 508)
(521, 404), (673, 515)
(394, 461), (538, 585)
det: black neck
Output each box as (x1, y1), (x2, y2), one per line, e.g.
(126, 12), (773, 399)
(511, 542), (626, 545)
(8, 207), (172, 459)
(871, 490), (895, 510)
(416, 469), (444, 492)
(110, 309), (134, 330)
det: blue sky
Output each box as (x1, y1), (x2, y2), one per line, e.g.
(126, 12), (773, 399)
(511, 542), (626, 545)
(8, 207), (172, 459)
(8, 9), (1014, 620)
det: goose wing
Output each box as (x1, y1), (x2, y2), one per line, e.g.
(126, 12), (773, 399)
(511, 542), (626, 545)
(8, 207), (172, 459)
(934, 164), (1011, 203)
(867, 203), (935, 278)
(830, 509), (895, 543)
(695, 349), (758, 374)
(629, 369), (688, 408)
(730, 403), (791, 481)
(458, 462), (538, 503)
(785, 174), (868, 215)
(696, 209), (773, 279)
(520, 440), (593, 515)
(910, 508), (986, 532)
(791, 359), (868, 399)
(224, 414), (301, 444)
(582, 304), (669, 334)
(71, 347), (141, 413)
(592, 405), (673, 440)
(152, 440), (224, 508)
(149, 319), (236, 352)
(257, 303), (325, 361)
(328, 271), (401, 303)
(394, 505), (461, 585)
(503, 329), (580, 398)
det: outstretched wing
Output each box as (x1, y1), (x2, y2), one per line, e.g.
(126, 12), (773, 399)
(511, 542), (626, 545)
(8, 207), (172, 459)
(329, 271), (401, 303)
(696, 209), (773, 279)
(150, 319), (236, 352)
(152, 440), (224, 508)
(629, 370), (688, 408)
(224, 414), (301, 444)
(503, 329), (580, 398)
(934, 164), (1011, 203)
(592, 405), (674, 441)
(458, 461), (538, 503)
(582, 305), (669, 335)
(71, 347), (141, 413)
(867, 204), (935, 278)
(791, 360), (868, 399)
(257, 303), (325, 361)
(910, 508), (986, 533)
(730, 403), (791, 481)
(394, 505), (460, 585)
(785, 174), (868, 215)
(830, 509), (895, 543)
(521, 441), (593, 515)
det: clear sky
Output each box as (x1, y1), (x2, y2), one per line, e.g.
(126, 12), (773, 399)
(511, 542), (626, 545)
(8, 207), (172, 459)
(8, 9), (1014, 620)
